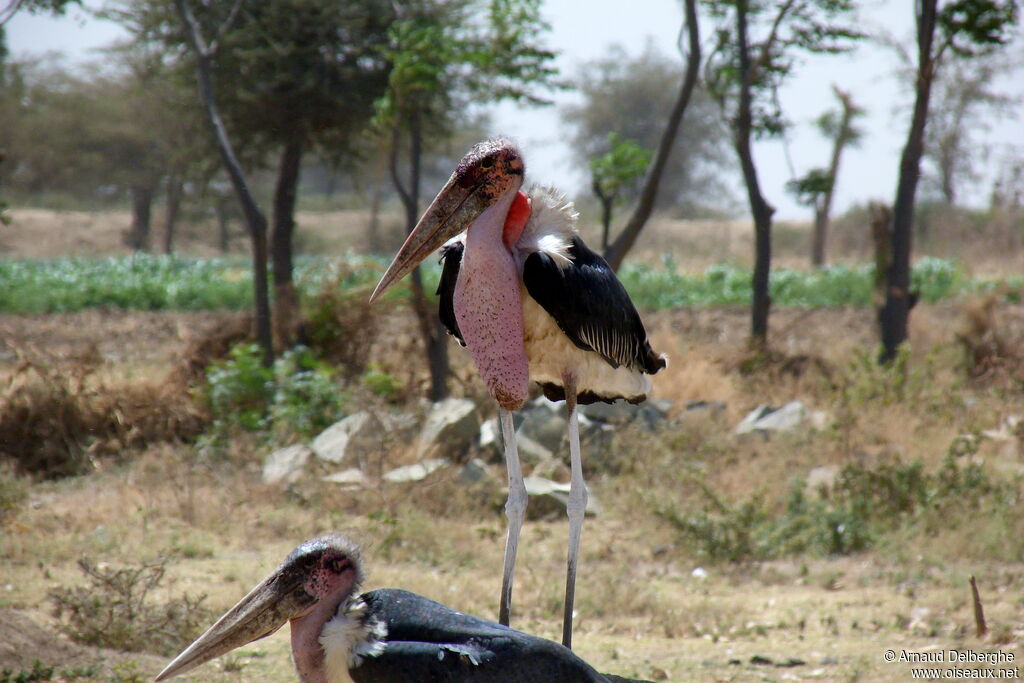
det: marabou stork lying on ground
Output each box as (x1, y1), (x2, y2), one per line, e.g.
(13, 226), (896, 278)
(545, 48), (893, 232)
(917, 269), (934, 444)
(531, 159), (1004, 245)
(369, 138), (666, 648)
(155, 535), (652, 683)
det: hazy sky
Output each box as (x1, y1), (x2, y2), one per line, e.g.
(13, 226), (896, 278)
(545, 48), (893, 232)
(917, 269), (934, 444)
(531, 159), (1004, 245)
(6, 1), (1022, 219)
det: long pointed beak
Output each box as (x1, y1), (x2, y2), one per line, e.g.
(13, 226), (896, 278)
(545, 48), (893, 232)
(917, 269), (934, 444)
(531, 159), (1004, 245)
(154, 570), (312, 681)
(369, 174), (493, 304)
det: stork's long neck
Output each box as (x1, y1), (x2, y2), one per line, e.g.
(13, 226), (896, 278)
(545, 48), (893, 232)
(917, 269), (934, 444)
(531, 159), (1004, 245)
(455, 187), (530, 411)
(291, 590), (350, 683)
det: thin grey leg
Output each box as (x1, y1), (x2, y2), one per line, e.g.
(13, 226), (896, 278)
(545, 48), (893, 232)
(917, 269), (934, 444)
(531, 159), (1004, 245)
(498, 407), (527, 626)
(561, 375), (587, 649)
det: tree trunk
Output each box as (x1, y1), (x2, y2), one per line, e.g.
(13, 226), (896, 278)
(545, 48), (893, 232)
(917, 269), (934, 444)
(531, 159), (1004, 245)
(128, 185), (154, 251)
(879, 0), (938, 364)
(812, 87), (857, 268)
(734, 0), (774, 347)
(811, 204), (827, 268)
(604, 0), (701, 271)
(593, 178), (614, 251)
(174, 0), (274, 367)
(162, 174), (183, 254)
(215, 199), (231, 253)
(389, 115), (450, 401)
(367, 154), (388, 253)
(271, 128), (306, 351)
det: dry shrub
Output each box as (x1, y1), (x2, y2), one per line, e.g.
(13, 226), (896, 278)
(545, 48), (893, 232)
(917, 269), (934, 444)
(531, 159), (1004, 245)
(956, 294), (1024, 384)
(0, 350), (208, 477)
(303, 275), (382, 378)
(49, 558), (211, 656)
(175, 312), (253, 384)
(723, 345), (836, 392)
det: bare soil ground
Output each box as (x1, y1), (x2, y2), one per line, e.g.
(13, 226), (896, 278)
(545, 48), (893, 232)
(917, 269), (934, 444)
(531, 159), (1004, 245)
(1, 304), (1022, 682)
(1, 209), (1023, 682)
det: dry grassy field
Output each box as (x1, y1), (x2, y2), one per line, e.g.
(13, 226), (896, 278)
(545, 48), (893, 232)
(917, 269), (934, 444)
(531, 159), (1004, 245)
(1, 208), (1023, 683)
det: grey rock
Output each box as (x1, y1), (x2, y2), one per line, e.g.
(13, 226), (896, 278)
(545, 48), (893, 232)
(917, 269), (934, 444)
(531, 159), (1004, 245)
(685, 400), (726, 415)
(458, 458), (493, 485)
(523, 475), (601, 519)
(480, 414), (555, 464)
(579, 422), (618, 473)
(262, 444), (312, 485)
(479, 418), (500, 452)
(648, 398), (674, 416)
(580, 400), (642, 425)
(517, 396), (565, 451)
(384, 458), (450, 483)
(321, 467), (368, 488)
(735, 401), (807, 435)
(517, 433), (555, 465)
(378, 411), (420, 442)
(417, 398), (480, 460)
(313, 412), (383, 464)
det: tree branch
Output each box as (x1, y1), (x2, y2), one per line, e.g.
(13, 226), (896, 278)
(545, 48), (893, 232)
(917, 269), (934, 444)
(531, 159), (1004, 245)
(0, 1), (25, 26)
(207, 0), (245, 57)
(604, 0), (701, 271)
(753, 0), (797, 82)
(388, 123), (413, 211)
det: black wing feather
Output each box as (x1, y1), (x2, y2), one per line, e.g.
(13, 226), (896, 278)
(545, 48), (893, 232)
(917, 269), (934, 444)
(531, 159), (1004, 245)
(523, 236), (665, 375)
(350, 589), (618, 683)
(436, 241), (465, 346)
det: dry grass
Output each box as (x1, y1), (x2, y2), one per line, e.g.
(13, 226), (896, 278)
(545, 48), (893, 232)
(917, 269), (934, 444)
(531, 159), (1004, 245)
(7, 205), (1022, 278)
(2, 205), (1024, 681)
(0, 302), (1022, 682)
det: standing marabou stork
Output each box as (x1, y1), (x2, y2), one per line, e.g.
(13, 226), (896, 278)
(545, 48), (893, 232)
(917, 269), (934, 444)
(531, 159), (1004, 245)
(369, 138), (666, 648)
(155, 535), (653, 683)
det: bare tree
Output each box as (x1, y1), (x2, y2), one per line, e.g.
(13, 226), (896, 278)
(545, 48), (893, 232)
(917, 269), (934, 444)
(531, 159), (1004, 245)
(173, 0), (274, 366)
(925, 56), (1017, 206)
(603, 0), (702, 271)
(704, 0), (861, 347)
(879, 0), (1018, 364)
(788, 86), (864, 267)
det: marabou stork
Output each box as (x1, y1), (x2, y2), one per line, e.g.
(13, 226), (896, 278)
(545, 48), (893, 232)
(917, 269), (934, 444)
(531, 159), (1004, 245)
(154, 535), (653, 683)
(369, 138), (666, 648)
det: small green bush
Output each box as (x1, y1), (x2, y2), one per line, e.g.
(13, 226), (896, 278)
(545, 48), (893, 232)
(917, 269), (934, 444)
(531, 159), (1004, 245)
(0, 661), (53, 683)
(0, 473), (28, 525)
(205, 343), (346, 441)
(0, 255), (1008, 314)
(660, 446), (1016, 562)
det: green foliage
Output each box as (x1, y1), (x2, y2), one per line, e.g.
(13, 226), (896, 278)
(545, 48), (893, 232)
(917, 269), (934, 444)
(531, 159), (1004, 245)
(0, 663), (99, 683)
(703, 0), (863, 137)
(619, 257), (971, 309)
(49, 559), (211, 656)
(786, 168), (834, 207)
(939, 0), (1019, 55)
(661, 448), (1015, 562)
(590, 133), (651, 204)
(0, 661), (53, 683)
(0, 254), (1001, 314)
(0, 473), (28, 525)
(205, 344), (345, 441)
(362, 364), (402, 399)
(0, 255), (253, 313)
(562, 44), (731, 213)
(375, 0), (557, 134)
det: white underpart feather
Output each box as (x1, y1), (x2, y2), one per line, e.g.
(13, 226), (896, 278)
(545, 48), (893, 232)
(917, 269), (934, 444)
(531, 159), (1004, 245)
(513, 185), (576, 271)
(320, 597), (388, 683)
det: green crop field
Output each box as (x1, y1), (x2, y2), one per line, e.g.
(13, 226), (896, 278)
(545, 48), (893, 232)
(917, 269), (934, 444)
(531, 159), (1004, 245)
(1, 254), (1018, 314)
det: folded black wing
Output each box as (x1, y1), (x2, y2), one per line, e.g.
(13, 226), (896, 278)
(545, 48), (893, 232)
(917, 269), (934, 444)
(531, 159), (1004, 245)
(436, 241), (465, 346)
(523, 236), (665, 375)
(350, 589), (611, 683)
